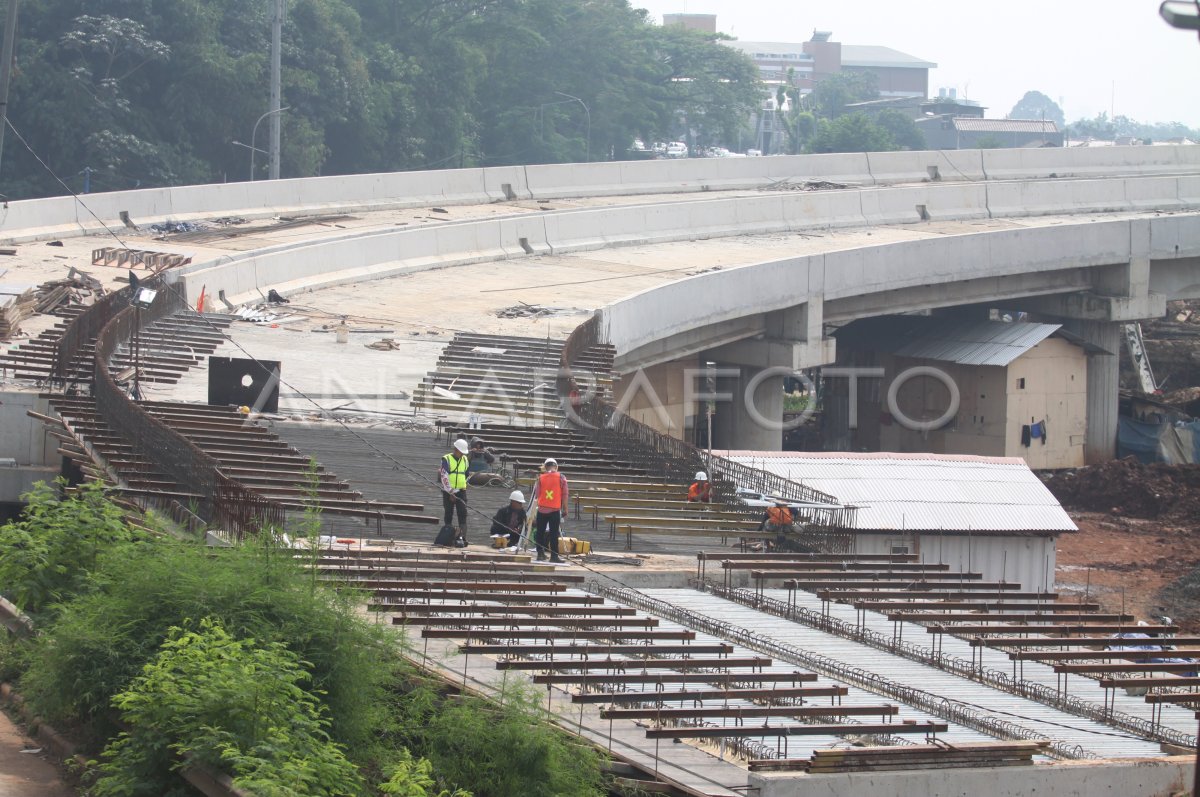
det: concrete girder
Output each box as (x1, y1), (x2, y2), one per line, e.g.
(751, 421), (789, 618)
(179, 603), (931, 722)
(708, 337), (837, 371)
(1017, 291), (1167, 322)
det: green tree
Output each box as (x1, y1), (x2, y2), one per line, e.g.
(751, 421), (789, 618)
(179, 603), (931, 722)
(775, 70), (817, 154)
(807, 112), (896, 153)
(808, 71), (879, 119)
(1009, 90), (1064, 126)
(976, 135), (1004, 149)
(875, 109), (926, 150)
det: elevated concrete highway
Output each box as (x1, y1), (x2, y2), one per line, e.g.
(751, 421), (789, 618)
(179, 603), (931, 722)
(2, 146), (1198, 460)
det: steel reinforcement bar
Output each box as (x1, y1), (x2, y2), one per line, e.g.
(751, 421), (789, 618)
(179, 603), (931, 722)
(593, 582), (1099, 761)
(705, 583), (1197, 752)
(89, 275), (284, 538)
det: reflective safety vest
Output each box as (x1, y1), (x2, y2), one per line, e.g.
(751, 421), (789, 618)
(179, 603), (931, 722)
(443, 453), (468, 490)
(767, 505), (793, 526)
(537, 472), (565, 511)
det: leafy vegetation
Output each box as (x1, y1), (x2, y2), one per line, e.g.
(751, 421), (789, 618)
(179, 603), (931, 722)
(0, 482), (605, 795)
(395, 683), (605, 797)
(5, 0), (764, 198)
(0, 479), (140, 620)
(1066, 111), (1200, 143)
(96, 619), (363, 797)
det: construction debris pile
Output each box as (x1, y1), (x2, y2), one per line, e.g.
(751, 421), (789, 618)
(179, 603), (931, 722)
(0, 281), (36, 340)
(34, 268), (106, 316)
(493, 303), (581, 319)
(1041, 457), (1200, 520)
(762, 179), (852, 192)
(149, 220), (206, 235)
(1129, 300), (1200, 398)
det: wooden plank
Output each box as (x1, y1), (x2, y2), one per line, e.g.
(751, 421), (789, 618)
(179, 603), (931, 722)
(645, 722), (947, 739)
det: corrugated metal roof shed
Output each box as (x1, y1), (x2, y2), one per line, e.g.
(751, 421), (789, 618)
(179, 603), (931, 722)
(720, 451), (1077, 532)
(953, 118), (1060, 134)
(834, 316), (1076, 367)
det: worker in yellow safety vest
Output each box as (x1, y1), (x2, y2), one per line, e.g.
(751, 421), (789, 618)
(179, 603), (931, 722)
(534, 458), (568, 562)
(440, 438), (471, 541)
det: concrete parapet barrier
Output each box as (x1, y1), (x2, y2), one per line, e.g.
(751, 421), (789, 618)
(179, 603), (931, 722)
(767, 152), (874, 186)
(982, 144), (1200, 181)
(1176, 173), (1200, 206)
(865, 150), (944, 185)
(3, 146), (1197, 244)
(1124, 175), (1188, 211)
(929, 149), (988, 182)
(483, 165), (532, 202)
(181, 174), (1198, 308)
(858, 183), (989, 226)
(984, 176), (1133, 217)
(779, 190), (866, 229)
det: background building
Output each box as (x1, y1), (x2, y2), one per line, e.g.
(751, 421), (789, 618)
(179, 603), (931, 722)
(826, 316), (1096, 469)
(722, 30), (935, 97)
(917, 117), (1064, 149)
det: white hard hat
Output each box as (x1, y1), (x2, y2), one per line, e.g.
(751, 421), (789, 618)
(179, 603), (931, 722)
(695, 471), (708, 481)
(509, 490), (525, 503)
(453, 439), (469, 454)
(543, 458), (557, 467)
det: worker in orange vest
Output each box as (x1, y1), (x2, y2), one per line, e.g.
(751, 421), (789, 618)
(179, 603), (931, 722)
(687, 471), (712, 503)
(762, 498), (794, 532)
(534, 458), (568, 562)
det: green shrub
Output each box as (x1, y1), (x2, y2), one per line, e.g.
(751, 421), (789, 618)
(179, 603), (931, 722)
(95, 618), (363, 797)
(21, 537), (405, 757)
(397, 683), (605, 797)
(0, 480), (139, 619)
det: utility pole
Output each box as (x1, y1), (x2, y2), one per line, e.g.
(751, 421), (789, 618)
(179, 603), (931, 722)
(269, 0), (283, 179)
(0, 0), (20, 180)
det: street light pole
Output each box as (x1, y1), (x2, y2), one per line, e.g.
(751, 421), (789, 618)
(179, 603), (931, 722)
(249, 106), (288, 181)
(0, 0), (20, 180)
(269, 0), (284, 179)
(554, 91), (590, 162)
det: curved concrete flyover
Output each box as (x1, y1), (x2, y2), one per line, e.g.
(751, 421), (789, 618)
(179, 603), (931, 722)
(2, 145), (1198, 243)
(599, 213), (1200, 371)
(595, 209), (1199, 457)
(175, 171), (1200, 307)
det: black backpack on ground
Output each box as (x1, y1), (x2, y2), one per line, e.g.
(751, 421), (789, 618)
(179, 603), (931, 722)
(434, 525), (457, 547)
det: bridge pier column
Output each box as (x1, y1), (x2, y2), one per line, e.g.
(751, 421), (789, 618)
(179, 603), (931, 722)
(1061, 320), (1121, 464)
(706, 301), (836, 452)
(710, 365), (785, 451)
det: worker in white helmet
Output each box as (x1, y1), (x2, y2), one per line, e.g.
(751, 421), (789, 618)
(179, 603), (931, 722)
(490, 490), (528, 548)
(534, 458), (567, 562)
(687, 471), (712, 503)
(439, 438), (471, 542)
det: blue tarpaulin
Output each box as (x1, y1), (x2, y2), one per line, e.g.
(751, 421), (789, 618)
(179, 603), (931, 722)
(1118, 417), (1200, 464)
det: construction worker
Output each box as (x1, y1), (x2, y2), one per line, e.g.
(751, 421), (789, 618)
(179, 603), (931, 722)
(466, 437), (498, 485)
(761, 499), (795, 544)
(687, 471), (712, 503)
(490, 490), (528, 547)
(534, 458), (568, 562)
(440, 438), (470, 542)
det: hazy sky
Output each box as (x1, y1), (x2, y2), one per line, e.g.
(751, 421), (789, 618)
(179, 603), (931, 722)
(634, 0), (1200, 128)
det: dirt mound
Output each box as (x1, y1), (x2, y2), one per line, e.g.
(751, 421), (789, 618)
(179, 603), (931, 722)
(1161, 564), (1200, 628)
(1041, 457), (1200, 520)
